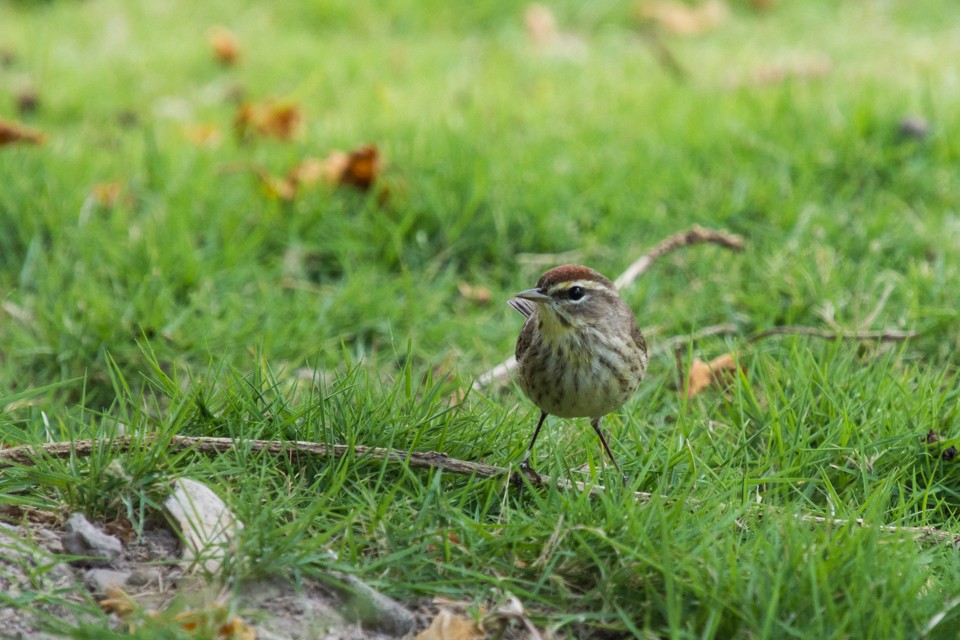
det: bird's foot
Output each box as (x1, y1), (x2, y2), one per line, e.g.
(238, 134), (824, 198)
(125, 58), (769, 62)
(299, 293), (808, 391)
(511, 460), (542, 487)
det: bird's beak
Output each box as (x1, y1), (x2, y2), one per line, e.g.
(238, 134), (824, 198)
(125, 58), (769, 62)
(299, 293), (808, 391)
(514, 288), (551, 303)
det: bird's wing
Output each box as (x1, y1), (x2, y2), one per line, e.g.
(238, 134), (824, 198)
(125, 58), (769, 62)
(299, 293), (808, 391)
(507, 298), (536, 319)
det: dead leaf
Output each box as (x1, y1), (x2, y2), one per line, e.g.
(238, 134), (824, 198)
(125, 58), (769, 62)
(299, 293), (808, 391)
(287, 157), (325, 187)
(234, 100), (303, 141)
(209, 26), (241, 66)
(525, 4), (558, 47)
(174, 605), (255, 640)
(99, 586), (135, 617)
(0, 118), (45, 146)
(685, 352), (741, 398)
(90, 182), (124, 208)
(457, 283), (492, 305)
(416, 609), (484, 640)
(639, 0), (729, 36)
(322, 144), (381, 191)
(183, 124), (222, 147)
(747, 55), (831, 86)
(260, 173), (297, 201)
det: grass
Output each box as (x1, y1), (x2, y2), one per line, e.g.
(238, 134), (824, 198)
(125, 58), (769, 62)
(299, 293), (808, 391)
(2, 0), (960, 637)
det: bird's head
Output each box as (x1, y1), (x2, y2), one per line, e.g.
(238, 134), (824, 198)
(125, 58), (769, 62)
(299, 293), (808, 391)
(513, 265), (620, 337)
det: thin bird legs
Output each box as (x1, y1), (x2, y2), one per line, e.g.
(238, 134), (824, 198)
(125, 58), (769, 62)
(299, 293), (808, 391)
(517, 411), (623, 484)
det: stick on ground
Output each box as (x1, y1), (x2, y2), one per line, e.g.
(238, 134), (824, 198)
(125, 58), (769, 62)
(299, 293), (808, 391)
(1, 435), (955, 546)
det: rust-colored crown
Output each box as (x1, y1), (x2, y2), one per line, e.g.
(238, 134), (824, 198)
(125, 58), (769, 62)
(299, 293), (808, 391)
(536, 265), (614, 291)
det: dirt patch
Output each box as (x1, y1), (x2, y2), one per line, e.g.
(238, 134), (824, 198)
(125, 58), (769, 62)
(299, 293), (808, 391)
(0, 515), (417, 639)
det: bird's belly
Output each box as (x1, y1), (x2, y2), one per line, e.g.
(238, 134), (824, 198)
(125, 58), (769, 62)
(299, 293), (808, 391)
(518, 343), (641, 419)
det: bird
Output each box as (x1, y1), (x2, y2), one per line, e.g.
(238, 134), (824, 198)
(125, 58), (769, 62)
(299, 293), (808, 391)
(509, 264), (648, 482)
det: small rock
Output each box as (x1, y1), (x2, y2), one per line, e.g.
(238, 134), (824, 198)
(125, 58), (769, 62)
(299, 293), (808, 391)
(128, 568), (162, 588)
(336, 573), (417, 636)
(898, 115), (930, 140)
(84, 568), (132, 595)
(61, 513), (123, 567)
(163, 478), (243, 574)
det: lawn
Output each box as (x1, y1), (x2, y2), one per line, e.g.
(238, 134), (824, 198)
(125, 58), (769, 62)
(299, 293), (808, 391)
(2, 0), (960, 637)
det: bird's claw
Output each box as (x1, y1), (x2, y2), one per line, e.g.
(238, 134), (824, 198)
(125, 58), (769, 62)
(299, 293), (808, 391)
(512, 460), (542, 487)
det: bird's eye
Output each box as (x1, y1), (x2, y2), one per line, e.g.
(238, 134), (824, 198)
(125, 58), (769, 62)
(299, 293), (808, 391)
(568, 286), (585, 301)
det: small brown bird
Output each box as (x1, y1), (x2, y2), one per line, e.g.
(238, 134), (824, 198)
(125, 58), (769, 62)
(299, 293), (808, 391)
(510, 265), (648, 480)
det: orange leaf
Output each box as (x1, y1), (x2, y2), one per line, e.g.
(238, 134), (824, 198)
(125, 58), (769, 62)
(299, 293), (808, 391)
(322, 144), (381, 191)
(234, 100), (303, 141)
(639, 0), (729, 36)
(0, 118), (44, 146)
(685, 352), (741, 398)
(209, 26), (241, 66)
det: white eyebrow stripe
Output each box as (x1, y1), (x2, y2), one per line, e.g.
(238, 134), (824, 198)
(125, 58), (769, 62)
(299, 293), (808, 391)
(547, 279), (605, 294)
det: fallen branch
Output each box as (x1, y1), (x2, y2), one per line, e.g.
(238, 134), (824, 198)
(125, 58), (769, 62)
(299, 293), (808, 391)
(2, 435), (956, 546)
(656, 322), (920, 361)
(748, 326), (919, 343)
(474, 226), (745, 390)
(613, 225), (744, 290)
(0, 435), (658, 503)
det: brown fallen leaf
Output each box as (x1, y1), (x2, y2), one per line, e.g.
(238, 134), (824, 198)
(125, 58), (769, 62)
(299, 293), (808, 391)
(685, 352), (741, 398)
(209, 26), (241, 66)
(525, 4), (559, 47)
(416, 609), (484, 640)
(457, 283), (492, 305)
(639, 0), (729, 36)
(0, 118), (45, 146)
(99, 586), (135, 617)
(322, 144), (381, 191)
(234, 100), (302, 141)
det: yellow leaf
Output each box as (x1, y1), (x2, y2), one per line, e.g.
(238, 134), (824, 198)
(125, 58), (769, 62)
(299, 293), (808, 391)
(183, 123), (223, 147)
(457, 283), (492, 305)
(639, 0), (729, 36)
(416, 609), (484, 640)
(99, 586), (135, 617)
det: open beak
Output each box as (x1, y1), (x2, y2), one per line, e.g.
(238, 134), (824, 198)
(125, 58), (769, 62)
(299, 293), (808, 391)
(514, 288), (551, 303)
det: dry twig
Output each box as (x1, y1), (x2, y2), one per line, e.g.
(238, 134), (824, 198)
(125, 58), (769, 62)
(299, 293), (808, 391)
(0, 435), (659, 503)
(748, 326), (919, 343)
(1, 435), (955, 546)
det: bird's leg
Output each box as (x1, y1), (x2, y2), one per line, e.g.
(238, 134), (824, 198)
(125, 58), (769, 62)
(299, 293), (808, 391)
(515, 411), (547, 484)
(590, 417), (626, 484)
